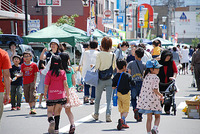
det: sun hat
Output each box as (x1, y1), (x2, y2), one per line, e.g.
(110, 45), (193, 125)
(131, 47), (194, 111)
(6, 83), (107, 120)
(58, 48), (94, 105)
(50, 39), (59, 46)
(12, 55), (21, 61)
(146, 59), (162, 69)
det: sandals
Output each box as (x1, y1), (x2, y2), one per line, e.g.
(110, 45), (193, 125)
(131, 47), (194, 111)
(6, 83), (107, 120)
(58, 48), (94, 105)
(69, 125), (75, 134)
(90, 99), (95, 105)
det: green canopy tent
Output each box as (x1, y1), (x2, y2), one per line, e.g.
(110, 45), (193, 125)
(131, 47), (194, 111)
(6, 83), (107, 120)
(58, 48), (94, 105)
(22, 24), (90, 47)
(152, 37), (173, 46)
(60, 24), (87, 36)
(92, 29), (110, 39)
(22, 24), (90, 64)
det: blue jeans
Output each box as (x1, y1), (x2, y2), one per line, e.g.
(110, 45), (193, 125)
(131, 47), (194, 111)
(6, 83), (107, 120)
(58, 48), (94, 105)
(131, 81), (143, 116)
(84, 83), (95, 99)
(95, 79), (113, 115)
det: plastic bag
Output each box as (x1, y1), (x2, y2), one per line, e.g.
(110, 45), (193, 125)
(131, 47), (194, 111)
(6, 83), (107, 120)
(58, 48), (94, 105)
(76, 71), (82, 85)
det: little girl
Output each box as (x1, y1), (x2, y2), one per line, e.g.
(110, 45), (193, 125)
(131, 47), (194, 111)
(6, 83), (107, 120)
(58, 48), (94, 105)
(44, 55), (69, 134)
(37, 60), (45, 108)
(137, 59), (164, 134)
(60, 52), (82, 134)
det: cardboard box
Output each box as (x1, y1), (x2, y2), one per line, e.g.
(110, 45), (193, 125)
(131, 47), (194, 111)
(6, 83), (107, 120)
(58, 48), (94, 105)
(187, 105), (200, 119)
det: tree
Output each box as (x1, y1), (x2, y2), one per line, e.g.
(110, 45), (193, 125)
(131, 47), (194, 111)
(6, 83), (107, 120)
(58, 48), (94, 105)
(56, 14), (79, 27)
(192, 38), (200, 47)
(0, 28), (3, 34)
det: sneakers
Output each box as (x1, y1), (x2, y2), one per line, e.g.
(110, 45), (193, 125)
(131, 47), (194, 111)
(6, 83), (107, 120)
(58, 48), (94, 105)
(92, 114), (99, 120)
(117, 119), (123, 130)
(54, 130), (59, 134)
(69, 125), (75, 134)
(151, 128), (159, 134)
(48, 121), (55, 134)
(134, 109), (142, 122)
(90, 99), (95, 105)
(16, 106), (21, 110)
(11, 107), (16, 110)
(29, 109), (37, 114)
(84, 97), (89, 104)
(122, 123), (129, 128)
(38, 104), (43, 108)
(106, 115), (112, 122)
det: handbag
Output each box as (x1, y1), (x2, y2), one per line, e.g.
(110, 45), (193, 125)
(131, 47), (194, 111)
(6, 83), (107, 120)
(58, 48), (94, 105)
(99, 54), (114, 80)
(113, 72), (124, 106)
(84, 66), (98, 87)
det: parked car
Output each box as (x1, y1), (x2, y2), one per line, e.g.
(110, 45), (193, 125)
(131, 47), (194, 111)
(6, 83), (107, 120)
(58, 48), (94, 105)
(28, 42), (45, 59)
(0, 34), (38, 62)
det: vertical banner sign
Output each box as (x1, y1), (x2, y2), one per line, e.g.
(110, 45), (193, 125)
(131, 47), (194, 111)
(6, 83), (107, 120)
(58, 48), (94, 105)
(175, 33), (178, 44)
(128, 7), (133, 31)
(90, 0), (95, 19)
(87, 18), (91, 36)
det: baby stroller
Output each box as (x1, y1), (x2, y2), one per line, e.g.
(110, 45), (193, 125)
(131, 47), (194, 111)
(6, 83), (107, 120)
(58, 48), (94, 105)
(160, 79), (177, 115)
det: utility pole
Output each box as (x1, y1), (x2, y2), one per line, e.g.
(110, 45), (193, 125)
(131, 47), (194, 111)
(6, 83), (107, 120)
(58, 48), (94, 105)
(25, 0), (28, 35)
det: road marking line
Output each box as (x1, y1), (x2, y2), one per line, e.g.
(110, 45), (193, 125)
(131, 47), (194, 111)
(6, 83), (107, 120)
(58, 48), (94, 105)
(177, 101), (187, 109)
(175, 96), (193, 99)
(59, 104), (107, 133)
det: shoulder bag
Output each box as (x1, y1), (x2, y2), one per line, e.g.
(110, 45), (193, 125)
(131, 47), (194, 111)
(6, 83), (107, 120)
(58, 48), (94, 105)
(99, 54), (114, 80)
(84, 66), (98, 87)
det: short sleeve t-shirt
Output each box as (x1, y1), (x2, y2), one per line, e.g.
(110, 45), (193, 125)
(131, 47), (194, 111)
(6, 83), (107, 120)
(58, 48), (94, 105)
(0, 49), (12, 92)
(21, 62), (39, 84)
(152, 46), (161, 56)
(10, 65), (23, 85)
(112, 72), (133, 95)
(44, 70), (67, 100)
(66, 66), (75, 88)
(127, 60), (146, 81)
(137, 74), (162, 111)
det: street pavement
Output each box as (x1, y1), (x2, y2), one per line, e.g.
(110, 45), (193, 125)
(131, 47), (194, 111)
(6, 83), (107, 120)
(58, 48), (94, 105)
(1, 72), (200, 134)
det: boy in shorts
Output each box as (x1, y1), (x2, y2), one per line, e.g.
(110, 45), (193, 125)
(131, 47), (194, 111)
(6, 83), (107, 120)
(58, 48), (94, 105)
(112, 60), (135, 130)
(19, 51), (39, 114)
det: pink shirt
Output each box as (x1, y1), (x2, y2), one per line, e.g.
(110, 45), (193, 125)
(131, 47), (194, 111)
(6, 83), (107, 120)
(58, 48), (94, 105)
(44, 70), (67, 100)
(137, 74), (162, 111)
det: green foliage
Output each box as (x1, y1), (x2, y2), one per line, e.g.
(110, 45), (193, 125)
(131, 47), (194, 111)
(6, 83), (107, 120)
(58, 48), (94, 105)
(192, 38), (200, 47)
(56, 14), (79, 26)
(0, 28), (3, 34)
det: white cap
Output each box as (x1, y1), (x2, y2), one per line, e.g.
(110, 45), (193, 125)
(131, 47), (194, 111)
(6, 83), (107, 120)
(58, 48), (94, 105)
(50, 39), (59, 46)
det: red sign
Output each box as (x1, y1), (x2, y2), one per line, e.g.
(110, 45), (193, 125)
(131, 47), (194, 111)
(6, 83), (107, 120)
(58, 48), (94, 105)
(137, 4), (154, 28)
(104, 10), (112, 18)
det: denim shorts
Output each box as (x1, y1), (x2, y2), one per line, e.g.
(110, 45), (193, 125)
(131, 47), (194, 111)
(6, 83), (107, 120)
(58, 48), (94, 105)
(139, 109), (162, 115)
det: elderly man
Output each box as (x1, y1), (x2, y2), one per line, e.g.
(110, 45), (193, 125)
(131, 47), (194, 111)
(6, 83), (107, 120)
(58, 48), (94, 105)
(191, 43), (200, 91)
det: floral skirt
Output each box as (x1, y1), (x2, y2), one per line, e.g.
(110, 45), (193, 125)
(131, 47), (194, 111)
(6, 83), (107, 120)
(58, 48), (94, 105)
(64, 87), (82, 108)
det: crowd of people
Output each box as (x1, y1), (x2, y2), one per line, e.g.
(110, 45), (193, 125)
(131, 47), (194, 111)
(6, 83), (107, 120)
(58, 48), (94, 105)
(0, 37), (200, 134)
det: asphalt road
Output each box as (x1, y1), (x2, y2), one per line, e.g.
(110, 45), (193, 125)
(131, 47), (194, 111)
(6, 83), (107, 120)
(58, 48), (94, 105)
(1, 72), (200, 134)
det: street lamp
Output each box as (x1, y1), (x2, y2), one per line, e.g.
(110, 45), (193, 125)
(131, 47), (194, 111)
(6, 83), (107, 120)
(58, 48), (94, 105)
(161, 16), (167, 39)
(139, 7), (147, 39)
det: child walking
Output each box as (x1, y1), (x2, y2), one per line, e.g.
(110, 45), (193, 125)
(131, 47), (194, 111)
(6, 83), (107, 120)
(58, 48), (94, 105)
(37, 60), (46, 108)
(9, 55), (23, 110)
(20, 51), (39, 114)
(112, 60), (135, 130)
(137, 59), (164, 134)
(127, 47), (146, 122)
(44, 55), (69, 134)
(60, 52), (82, 134)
